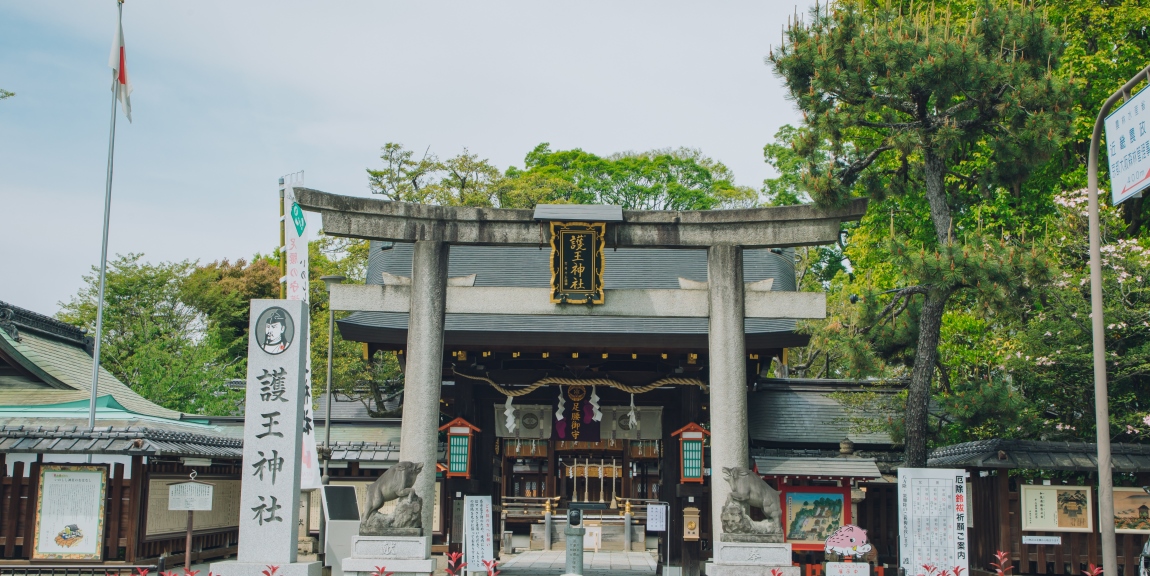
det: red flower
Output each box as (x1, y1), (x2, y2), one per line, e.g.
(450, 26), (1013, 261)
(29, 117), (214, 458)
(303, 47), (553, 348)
(370, 566), (394, 576)
(1083, 564), (1103, 576)
(184, 570), (201, 576)
(260, 565), (280, 576)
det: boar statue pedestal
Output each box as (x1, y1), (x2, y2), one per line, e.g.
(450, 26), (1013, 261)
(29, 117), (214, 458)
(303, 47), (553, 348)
(706, 467), (799, 576)
(341, 461), (434, 576)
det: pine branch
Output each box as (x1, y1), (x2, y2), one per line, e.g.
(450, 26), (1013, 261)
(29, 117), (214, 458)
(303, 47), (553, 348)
(836, 145), (895, 187)
(860, 285), (928, 335)
(857, 120), (923, 130)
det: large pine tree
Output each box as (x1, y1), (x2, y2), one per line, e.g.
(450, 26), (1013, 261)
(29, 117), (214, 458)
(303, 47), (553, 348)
(770, 0), (1075, 465)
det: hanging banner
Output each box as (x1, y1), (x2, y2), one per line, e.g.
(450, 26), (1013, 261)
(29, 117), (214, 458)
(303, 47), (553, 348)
(554, 385), (601, 442)
(898, 468), (970, 576)
(284, 185), (321, 491)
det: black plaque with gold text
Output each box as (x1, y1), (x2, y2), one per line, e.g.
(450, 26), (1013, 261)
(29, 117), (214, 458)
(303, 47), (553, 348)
(549, 221), (605, 304)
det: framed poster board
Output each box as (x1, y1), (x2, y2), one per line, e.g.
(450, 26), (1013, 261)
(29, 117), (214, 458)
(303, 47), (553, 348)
(1114, 487), (1150, 534)
(1021, 485), (1093, 532)
(781, 485), (851, 551)
(31, 464), (108, 561)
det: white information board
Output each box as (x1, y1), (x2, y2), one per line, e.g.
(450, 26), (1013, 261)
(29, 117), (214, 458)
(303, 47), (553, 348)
(646, 503), (668, 531)
(169, 482), (214, 511)
(464, 496), (494, 571)
(1106, 87), (1150, 205)
(898, 468), (969, 576)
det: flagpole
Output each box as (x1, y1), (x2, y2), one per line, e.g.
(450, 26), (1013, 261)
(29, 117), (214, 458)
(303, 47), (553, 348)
(89, 0), (123, 430)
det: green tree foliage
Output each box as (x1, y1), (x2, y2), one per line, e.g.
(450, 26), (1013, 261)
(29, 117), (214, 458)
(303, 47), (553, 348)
(0, 89), (13, 100)
(1039, 0), (1150, 235)
(57, 254), (242, 415)
(508, 144), (759, 210)
(367, 142), (758, 210)
(770, 0), (1075, 465)
(180, 258), (280, 362)
(302, 236), (404, 416)
(1008, 189), (1150, 443)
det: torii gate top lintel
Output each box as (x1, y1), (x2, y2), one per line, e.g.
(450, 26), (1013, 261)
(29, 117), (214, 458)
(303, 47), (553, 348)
(293, 188), (867, 249)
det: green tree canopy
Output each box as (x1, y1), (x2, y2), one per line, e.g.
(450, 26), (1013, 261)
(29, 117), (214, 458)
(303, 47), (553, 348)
(180, 257), (280, 362)
(770, 0), (1075, 465)
(57, 254), (242, 415)
(367, 142), (759, 210)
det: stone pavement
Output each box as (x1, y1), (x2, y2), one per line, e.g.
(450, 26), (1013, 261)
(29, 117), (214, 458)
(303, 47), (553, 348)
(497, 550), (657, 576)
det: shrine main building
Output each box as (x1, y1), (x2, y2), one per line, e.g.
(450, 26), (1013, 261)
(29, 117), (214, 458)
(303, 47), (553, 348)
(296, 189), (893, 571)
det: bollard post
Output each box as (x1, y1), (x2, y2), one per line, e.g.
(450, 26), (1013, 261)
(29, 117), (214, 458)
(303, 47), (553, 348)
(623, 512), (633, 552)
(544, 511), (553, 552)
(564, 509), (585, 576)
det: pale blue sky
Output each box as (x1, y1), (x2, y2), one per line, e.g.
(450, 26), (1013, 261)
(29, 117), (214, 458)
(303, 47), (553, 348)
(0, 1), (809, 314)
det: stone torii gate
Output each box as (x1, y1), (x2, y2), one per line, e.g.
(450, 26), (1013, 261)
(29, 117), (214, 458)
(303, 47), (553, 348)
(295, 188), (867, 545)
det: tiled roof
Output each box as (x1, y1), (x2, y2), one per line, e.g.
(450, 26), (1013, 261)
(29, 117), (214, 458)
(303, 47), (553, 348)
(748, 380), (900, 447)
(0, 303), (183, 420)
(0, 424), (242, 458)
(928, 439), (1150, 472)
(340, 242), (799, 339)
(328, 440), (445, 463)
(753, 454), (883, 479)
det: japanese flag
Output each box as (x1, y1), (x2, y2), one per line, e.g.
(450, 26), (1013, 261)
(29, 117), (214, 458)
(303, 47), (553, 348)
(108, 8), (132, 122)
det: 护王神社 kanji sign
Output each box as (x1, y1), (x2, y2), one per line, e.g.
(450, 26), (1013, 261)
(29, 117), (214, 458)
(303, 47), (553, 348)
(237, 300), (308, 564)
(550, 222), (605, 304)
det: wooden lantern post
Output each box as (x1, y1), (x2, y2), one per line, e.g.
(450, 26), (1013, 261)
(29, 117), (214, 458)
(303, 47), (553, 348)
(671, 422), (709, 484)
(440, 417), (481, 479)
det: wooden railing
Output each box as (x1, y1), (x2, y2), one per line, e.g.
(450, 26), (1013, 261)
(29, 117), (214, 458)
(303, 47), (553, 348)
(0, 565), (155, 575)
(501, 496), (560, 521)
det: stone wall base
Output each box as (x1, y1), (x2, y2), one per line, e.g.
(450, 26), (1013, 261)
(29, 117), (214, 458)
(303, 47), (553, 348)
(342, 535), (433, 576)
(714, 541), (792, 565)
(350, 535), (429, 559)
(209, 560), (321, 576)
(341, 557), (435, 576)
(706, 565), (801, 576)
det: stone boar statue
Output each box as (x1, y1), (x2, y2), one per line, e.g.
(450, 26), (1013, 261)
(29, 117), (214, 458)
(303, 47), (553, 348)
(361, 461), (423, 523)
(722, 466), (782, 526)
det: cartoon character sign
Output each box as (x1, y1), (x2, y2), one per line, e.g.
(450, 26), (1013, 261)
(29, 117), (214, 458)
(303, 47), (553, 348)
(254, 307), (294, 355)
(825, 524), (872, 558)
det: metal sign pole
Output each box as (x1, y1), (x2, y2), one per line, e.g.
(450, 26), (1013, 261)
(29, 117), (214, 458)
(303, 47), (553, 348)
(185, 510), (194, 574)
(1087, 62), (1150, 576)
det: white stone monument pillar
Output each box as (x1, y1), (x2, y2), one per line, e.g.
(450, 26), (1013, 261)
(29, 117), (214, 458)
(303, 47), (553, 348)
(212, 300), (320, 576)
(706, 245), (748, 541)
(399, 240), (450, 540)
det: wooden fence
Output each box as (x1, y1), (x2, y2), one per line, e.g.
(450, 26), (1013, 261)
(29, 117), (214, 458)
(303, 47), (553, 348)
(0, 454), (241, 565)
